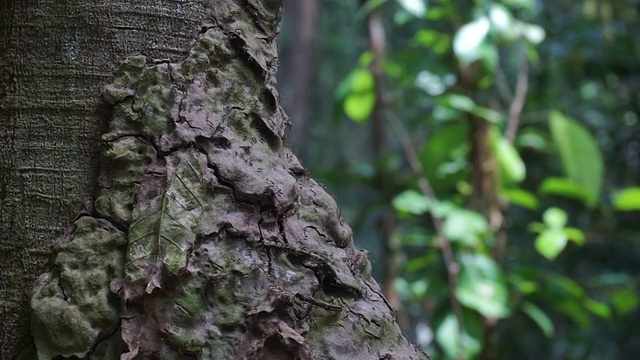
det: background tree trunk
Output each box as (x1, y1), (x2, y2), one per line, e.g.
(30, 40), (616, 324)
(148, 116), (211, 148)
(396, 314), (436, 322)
(0, 1), (428, 359)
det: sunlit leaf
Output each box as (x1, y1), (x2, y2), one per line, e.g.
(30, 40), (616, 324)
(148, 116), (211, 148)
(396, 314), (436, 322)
(522, 23), (546, 44)
(501, 188), (539, 210)
(472, 103), (503, 123)
(535, 229), (567, 259)
(489, 4), (512, 32)
(564, 227), (585, 244)
(492, 129), (526, 184)
(430, 200), (457, 218)
(539, 177), (590, 203)
(522, 301), (555, 337)
(527, 221), (546, 233)
(453, 17), (491, 64)
(440, 94), (503, 122)
(584, 298), (611, 319)
(436, 313), (483, 359)
(392, 190), (430, 215)
(542, 207), (567, 229)
(549, 111), (603, 207)
(442, 94), (475, 112)
(413, 30), (451, 54)
(457, 253), (510, 318)
(613, 187), (640, 211)
(343, 69), (376, 122)
(443, 210), (488, 246)
(344, 93), (376, 122)
(397, 0), (426, 17)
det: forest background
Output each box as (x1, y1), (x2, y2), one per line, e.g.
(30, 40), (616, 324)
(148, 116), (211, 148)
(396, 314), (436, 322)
(277, 0), (640, 359)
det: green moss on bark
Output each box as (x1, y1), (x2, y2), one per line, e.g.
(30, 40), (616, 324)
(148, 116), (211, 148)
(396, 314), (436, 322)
(31, 217), (126, 359)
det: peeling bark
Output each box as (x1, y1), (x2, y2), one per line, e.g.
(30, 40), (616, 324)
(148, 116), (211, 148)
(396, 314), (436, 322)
(2, 1), (429, 359)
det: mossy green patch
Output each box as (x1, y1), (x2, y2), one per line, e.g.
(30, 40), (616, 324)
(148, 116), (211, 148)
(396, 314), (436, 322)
(31, 217), (126, 360)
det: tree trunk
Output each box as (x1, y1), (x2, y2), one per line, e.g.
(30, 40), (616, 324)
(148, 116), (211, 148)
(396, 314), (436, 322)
(0, 1), (429, 359)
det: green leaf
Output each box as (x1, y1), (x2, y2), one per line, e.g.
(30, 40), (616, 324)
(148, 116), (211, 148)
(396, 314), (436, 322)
(443, 210), (488, 247)
(516, 128), (551, 152)
(501, 188), (539, 210)
(457, 253), (510, 318)
(527, 221), (546, 233)
(546, 274), (586, 298)
(584, 298), (611, 319)
(564, 227), (585, 244)
(508, 273), (538, 294)
(436, 313), (483, 359)
(453, 17), (490, 65)
(542, 207), (567, 229)
(555, 300), (591, 328)
(471, 103), (503, 123)
(502, 0), (535, 10)
(430, 200), (457, 218)
(392, 190), (430, 215)
(535, 229), (567, 259)
(419, 122), (469, 193)
(413, 30), (451, 54)
(440, 94), (503, 123)
(126, 152), (206, 293)
(613, 187), (640, 211)
(442, 94), (475, 112)
(539, 177), (590, 203)
(492, 129), (526, 184)
(409, 279), (429, 298)
(522, 23), (546, 44)
(343, 69), (376, 122)
(611, 288), (639, 316)
(521, 301), (554, 337)
(543, 274), (590, 327)
(489, 4), (513, 33)
(549, 111), (603, 207)
(397, 0), (426, 17)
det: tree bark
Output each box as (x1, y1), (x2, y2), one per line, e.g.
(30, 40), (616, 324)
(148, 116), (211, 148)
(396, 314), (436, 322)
(0, 1), (429, 359)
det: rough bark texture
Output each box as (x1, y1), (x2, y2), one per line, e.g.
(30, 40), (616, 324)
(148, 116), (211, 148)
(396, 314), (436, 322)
(0, 1), (206, 357)
(1, 1), (429, 359)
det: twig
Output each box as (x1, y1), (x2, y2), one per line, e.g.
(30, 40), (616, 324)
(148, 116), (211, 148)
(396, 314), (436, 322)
(505, 50), (529, 143)
(385, 110), (465, 359)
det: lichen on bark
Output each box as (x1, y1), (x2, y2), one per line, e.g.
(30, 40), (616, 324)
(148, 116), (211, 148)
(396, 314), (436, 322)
(29, 1), (429, 359)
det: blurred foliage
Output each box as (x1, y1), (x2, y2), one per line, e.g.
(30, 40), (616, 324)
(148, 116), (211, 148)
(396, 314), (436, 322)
(279, 0), (640, 358)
